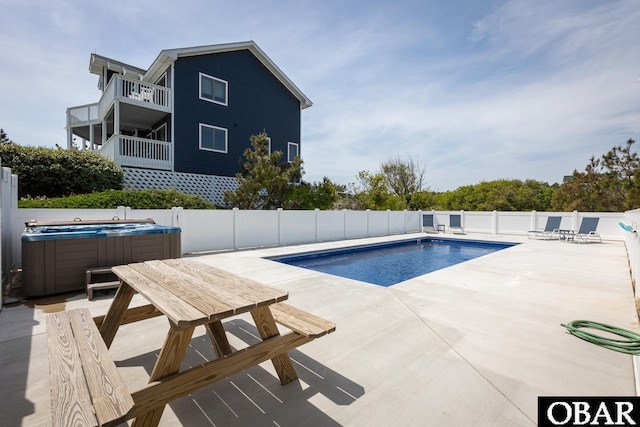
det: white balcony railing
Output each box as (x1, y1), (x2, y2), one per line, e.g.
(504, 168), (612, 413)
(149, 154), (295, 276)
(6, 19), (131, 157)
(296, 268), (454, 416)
(100, 135), (172, 171)
(67, 75), (172, 129)
(100, 74), (171, 113)
(66, 103), (100, 127)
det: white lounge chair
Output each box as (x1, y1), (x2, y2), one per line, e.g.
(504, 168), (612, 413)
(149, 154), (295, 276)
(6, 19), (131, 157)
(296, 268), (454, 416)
(450, 214), (464, 234)
(422, 214), (436, 233)
(527, 216), (562, 240)
(574, 217), (602, 243)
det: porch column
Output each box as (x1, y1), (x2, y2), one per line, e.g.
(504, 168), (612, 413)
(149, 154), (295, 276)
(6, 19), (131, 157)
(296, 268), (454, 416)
(114, 101), (120, 140)
(67, 127), (73, 149)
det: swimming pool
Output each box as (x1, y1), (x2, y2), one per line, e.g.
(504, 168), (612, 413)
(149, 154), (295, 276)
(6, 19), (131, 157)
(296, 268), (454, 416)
(271, 238), (515, 286)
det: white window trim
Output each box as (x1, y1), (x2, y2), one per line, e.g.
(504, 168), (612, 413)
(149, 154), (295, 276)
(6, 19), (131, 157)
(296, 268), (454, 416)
(199, 123), (228, 153)
(199, 72), (228, 106)
(287, 142), (299, 163)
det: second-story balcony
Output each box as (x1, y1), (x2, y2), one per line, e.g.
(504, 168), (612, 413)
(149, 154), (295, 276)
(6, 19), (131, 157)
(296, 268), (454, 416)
(67, 75), (172, 130)
(99, 135), (172, 171)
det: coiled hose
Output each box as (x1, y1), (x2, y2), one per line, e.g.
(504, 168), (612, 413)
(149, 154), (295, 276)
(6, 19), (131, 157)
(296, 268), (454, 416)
(562, 320), (640, 355)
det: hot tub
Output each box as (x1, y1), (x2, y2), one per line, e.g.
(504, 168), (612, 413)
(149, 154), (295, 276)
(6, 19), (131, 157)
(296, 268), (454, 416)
(21, 219), (181, 297)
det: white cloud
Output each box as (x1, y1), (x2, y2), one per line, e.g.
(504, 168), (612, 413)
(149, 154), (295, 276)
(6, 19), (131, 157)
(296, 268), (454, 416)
(1, 0), (638, 191)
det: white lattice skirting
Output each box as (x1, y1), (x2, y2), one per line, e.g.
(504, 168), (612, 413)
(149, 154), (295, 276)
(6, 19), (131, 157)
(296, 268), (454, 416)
(122, 168), (239, 206)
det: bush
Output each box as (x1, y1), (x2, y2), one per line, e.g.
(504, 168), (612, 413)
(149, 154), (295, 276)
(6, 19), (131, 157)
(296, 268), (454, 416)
(18, 189), (216, 209)
(0, 143), (124, 198)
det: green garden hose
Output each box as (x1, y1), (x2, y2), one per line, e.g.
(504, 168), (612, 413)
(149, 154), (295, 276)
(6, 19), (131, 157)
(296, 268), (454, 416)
(562, 320), (640, 355)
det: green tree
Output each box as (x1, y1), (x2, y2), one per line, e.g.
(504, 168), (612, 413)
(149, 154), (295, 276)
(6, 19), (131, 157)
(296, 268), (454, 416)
(437, 179), (555, 211)
(379, 155), (426, 208)
(408, 191), (437, 210)
(353, 171), (405, 210)
(552, 139), (640, 211)
(288, 177), (344, 209)
(0, 128), (12, 144)
(223, 132), (303, 209)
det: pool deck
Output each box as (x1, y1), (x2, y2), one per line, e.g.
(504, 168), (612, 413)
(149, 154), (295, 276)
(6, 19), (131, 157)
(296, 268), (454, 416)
(1, 232), (638, 426)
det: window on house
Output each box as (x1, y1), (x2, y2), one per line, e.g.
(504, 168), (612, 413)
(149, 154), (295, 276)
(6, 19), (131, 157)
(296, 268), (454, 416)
(199, 73), (228, 105)
(200, 124), (227, 153)
(288, 142), (299, 162)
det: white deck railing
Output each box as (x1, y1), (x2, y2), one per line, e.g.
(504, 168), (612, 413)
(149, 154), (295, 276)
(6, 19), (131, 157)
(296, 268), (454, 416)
(66, 103), (100, 127)
(115, 76), (171, 111)
(67, 75), (171, 129)
(100, 135), (172, 170)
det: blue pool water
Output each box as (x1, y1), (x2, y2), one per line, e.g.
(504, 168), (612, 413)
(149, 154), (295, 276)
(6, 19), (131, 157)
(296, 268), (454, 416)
(271, 239), (515, 287)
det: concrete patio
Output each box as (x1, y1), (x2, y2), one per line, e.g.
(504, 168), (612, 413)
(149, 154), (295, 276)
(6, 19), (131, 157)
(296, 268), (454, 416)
(1, 233), (638, 426)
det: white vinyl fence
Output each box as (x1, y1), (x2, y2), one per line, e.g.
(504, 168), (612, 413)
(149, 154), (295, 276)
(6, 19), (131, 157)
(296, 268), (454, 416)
(622, 208), (640, 298)
(11, 206), (628, 267)
(0, 163), (635, 295)
(14, 207), (422, 257)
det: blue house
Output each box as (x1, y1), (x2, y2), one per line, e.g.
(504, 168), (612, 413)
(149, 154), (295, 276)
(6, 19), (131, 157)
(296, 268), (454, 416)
(66, 41), (312, 205)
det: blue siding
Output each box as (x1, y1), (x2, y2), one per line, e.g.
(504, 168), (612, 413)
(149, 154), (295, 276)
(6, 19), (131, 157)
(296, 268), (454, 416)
(173, 50), (301, 176)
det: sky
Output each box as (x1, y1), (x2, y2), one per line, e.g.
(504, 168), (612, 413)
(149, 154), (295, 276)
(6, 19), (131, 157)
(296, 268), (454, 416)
(1, 0), (639, 192)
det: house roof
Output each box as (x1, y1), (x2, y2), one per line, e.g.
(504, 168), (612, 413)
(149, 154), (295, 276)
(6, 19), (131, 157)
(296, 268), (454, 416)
(89, 54), (147, 89)
(148, 41), (312, 110)
(89, 41), (312, 110)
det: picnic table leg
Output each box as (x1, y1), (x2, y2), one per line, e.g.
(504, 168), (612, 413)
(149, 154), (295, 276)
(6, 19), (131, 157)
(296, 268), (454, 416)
(132, 325), (195, 427)
(250, 306), (298, 385)
(98, 281), (135, 348)
(205, 320), (233, 357)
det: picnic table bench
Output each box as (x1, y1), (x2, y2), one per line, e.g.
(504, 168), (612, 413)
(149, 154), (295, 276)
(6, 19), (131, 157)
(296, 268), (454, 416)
(47, 258), (335, 427)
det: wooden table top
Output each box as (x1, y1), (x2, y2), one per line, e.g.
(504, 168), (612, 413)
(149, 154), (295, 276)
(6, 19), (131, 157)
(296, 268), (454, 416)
(112, 259), (288, 328)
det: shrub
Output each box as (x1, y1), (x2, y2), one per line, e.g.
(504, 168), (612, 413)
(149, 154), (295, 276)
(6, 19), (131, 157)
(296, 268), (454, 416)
(0, 144), (124, 198)
(18, 189), (216, 209)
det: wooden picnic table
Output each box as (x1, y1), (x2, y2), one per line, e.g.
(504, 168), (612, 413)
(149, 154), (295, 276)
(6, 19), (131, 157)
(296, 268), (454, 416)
(47, 258), (335, 427)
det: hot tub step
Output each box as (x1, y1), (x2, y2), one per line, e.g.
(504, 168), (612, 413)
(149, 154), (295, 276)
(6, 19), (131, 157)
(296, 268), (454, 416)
(86, 266), (119, 300)
(87, 281), (120, 300)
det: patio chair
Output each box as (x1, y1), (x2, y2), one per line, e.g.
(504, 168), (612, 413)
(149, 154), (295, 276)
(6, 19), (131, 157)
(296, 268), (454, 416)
(141, 87), (154, 102)
(422, 214), (436, 233)
(574, 217), (602, 243)
(450, 214), (464, 234)
(527, 216), (562, 240)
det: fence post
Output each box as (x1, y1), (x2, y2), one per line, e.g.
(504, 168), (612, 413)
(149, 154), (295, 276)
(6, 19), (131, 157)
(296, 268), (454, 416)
(117, 206), (127, 220)
(171, 206), (182, 227)
(531, 210), (537, 232)
(343, 209), (347, 240)
(572, 210), (579, 231)
(315, 208), (320, 242)
(233, 207), (239, 250)
(0, 166), (7, 289)
(416, 210), (422, 234)
(492, 210), (498, 234)
(387, 209), (391, 235)
(367, 209), (371, 237)
(404, 210), (408, 234)
(10, 173), (18, 273)
(277, 208), (283, 246)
